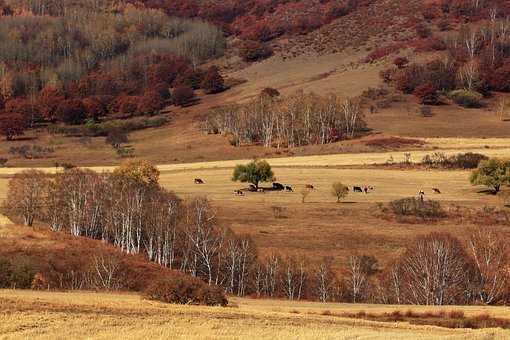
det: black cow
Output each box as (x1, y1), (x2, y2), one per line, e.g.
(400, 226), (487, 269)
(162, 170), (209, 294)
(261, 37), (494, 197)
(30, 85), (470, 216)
(194, 178), (205, 184)
(432, 188), (441, 194)
(273, 182), (285, 191)
(285, 186), (293, 192)
(233, 190), (245, 196)
(353, 186), (363, 193)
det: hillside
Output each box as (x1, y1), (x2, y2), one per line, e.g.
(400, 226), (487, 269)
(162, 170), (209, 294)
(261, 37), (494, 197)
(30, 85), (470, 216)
(0, 218), (214, 296)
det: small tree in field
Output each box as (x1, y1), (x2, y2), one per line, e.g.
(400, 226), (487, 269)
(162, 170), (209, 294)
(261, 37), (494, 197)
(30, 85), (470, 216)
(232, 159), (274, 190)
(113, 159), (160, 187)
(470, 158), (510, 194)
(331, 182), (349, 203)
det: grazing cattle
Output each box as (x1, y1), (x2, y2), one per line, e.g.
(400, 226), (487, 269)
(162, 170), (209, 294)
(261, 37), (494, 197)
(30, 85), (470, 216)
(233, 190), (245, 196)
(248, 184), (257, 192)
(353, 186), (363, 193)
(194, 178), (205, 184)
(432, 188), (441, 194)
(285, 186), (293, 192)
(273, 182), (285, 191)
(364, 187), (369, 194)
(305, 184), (315, 190)
(258, 188), (265, 193)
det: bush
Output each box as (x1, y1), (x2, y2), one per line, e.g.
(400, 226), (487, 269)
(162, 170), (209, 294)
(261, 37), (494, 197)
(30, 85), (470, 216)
(448, 89), (483, 108)
(55, 99), (87, 125)
(393, 57), (409, 69)
(0, 113), (25, 141)
(415, 23), (432, 38)
(0, 158), (7, 167)
(390, 197), (446, 219)
(201, 66), (225, 94)
(9, 145), (55, 159)
(413, 82), (439, 105)
(144, 275), (227, 306)
(260, 87), (280, 97)
(173, 85), (195, 106)
(239, 40), (273, 62)
(106, 128), (129, 149)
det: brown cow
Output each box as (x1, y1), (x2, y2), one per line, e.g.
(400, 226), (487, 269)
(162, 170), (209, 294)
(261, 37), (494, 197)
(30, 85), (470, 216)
(194, 178), (205, 184)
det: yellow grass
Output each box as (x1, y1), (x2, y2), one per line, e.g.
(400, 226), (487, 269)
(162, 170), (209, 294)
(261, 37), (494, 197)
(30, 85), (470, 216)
(1, 289), (509, 339)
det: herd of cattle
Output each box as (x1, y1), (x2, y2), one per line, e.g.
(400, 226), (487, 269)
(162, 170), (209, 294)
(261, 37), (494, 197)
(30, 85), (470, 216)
(194, 178), (442, 198)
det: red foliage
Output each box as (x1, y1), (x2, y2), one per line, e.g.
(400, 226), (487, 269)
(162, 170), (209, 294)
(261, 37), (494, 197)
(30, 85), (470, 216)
(0, 113), (25, 140)
(38, 86), (64, 121)
(172, 85), (194, 106)
(2, 98), (40, 128)
(488, 61), (510, 92)
(393, 57), (409, 69)
(261, 87), (280, 97)
(83, 96), (108, 121)
(240, 40), (273, 62)
(117, 95), (141, 117)
(137, 91), (166, 116)
(201, 66), (225, 94)
(364, 42), (406, 63)
(413, 82), (440, 105)
(55, 99), (87, 125)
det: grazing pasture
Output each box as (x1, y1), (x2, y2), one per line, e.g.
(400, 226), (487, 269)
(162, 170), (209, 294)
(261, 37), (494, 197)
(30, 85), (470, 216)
(1, 290), (509, 339)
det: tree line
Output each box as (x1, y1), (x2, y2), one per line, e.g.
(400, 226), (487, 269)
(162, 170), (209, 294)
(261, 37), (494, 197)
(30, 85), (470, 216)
(203, 91), (367, 148)
(4, 159), (510, 305)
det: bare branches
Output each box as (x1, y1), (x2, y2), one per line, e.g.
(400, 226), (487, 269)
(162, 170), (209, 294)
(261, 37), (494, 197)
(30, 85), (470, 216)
(206, 92), (366, 148)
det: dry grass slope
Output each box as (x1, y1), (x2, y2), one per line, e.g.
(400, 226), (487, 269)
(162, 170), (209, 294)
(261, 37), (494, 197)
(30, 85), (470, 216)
(1, 290), (509, 340)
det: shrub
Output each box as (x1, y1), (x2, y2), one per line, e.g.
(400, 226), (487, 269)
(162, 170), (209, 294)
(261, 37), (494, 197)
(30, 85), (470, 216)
(55, 99), (87, 125)
(393, 57), (409, 69)
(413, 82), (439, 105)
(144, 275), (227, 306)
(0, 257), (13, 288)
(415, 22), (432, 38)
(0, 158), (7, 167)
(390, 197), (446, 219)
(201, 66), (225, 94)
(137, 91), (166, 116)
(8, 145), (55, 159)
(261, 87), (280, 97)
(106, 128), (129, 149)
(172, 85), (195, 106)
(448, 89), (483, 108)
(331, 182), (349, 203)
(239, 40), (273, 62)
(0, 113), (25, 140)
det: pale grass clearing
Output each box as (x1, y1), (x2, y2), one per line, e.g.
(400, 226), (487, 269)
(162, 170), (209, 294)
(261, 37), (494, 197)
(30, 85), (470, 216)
(0, 167), (495, 205)
(2, 144), (510, 176)
(0, 290), (508, 340)
(227, 50), (382, 103)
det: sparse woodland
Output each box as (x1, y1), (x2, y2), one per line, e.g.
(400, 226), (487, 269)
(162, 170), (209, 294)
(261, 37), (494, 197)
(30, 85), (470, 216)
(204, 92), (366, 148)
(4, 159), (510, 306)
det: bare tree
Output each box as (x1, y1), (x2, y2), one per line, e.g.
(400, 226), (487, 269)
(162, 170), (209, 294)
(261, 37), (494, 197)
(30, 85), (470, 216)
(469, 228), (509, 305)
(399, 233), (472, 305)
(5, 170), (49, 226)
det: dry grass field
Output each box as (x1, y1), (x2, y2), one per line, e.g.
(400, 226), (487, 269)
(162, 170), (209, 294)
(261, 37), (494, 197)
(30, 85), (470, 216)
(1, 151), (509, 270)
(1, 289), (509, 339)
